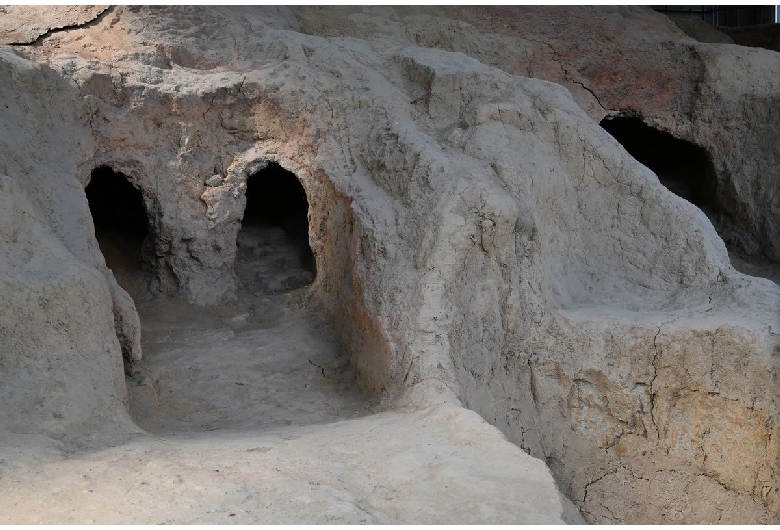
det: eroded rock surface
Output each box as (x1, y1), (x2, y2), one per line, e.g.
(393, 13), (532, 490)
(0, 5), (108, 45)
(1, 5), (779, 524)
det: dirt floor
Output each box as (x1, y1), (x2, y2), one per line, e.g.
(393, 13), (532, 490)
(0, 402), (575, 524)
(729, 251), (780, 285)
(127, 219), (379, 435)
(0, 190), (583, 524)
(127, 290), (378, 434)
(0, 225), (577, 524)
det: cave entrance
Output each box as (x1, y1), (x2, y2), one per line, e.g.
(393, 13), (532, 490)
(125, 162), (374, 435)
(236, 162), (316, 295)
(86, 166), (151, 300)
(601, 116), (780, 283)
(600, 116), (719, 211)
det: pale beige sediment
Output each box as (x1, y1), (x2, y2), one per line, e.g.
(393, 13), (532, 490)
(0, 6), (778, 524)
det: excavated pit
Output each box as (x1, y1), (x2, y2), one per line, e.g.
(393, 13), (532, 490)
(601, 116), (779, 284)
(4, 4), (780, 524)
(125, 163), (376, 435)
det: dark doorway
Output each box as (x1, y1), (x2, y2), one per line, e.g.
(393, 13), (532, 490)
(236, 162), (316, 295)
(86, 166), (151, 299)
(600, 117), (719, 211)
(601, 116), (779, 283)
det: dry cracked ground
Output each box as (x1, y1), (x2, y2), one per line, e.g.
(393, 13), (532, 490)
(1, 6), (780, 524)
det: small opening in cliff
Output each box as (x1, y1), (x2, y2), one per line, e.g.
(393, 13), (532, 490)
(600, 116), (719, 211)
(601, 116), (779, 283)
(236, 162), (316, 295)
(86, 166), (152, 299)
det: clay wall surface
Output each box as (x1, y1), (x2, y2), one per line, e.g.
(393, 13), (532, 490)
(0, 6), (778, 523)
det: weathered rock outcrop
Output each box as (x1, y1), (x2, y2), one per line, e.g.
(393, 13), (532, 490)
(1, 6), (778, 524)
(0, 6), (108, 45)
(291, 6), (780, 266)
(0, 48), (133, 440)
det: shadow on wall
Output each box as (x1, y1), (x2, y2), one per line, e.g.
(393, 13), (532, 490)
(86, 166), (154, 301)
(235, 162), (316, 295)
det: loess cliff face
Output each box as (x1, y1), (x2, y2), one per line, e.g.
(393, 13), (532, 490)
(0, 6), (778, 524)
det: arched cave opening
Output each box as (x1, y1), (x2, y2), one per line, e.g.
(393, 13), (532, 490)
(235, 162), (316, 295)
(600, 116), (719, 211)
(86, 166), (152, 299)
(125, 162), (373, 435)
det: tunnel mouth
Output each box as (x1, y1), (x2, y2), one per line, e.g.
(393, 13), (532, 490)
(86, 166), (152, 300)
(600, 116), (719, 211)
(601, 116), (779, 283)
(235, 161), (316, 296)
(124, 162), (377, 435)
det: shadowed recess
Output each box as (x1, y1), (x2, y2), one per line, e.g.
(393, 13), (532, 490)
(601, 116), (779, 283)
(600, 116), (719, 211)
(86, 166), (150, 296)
(236, 162), (316, 295)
